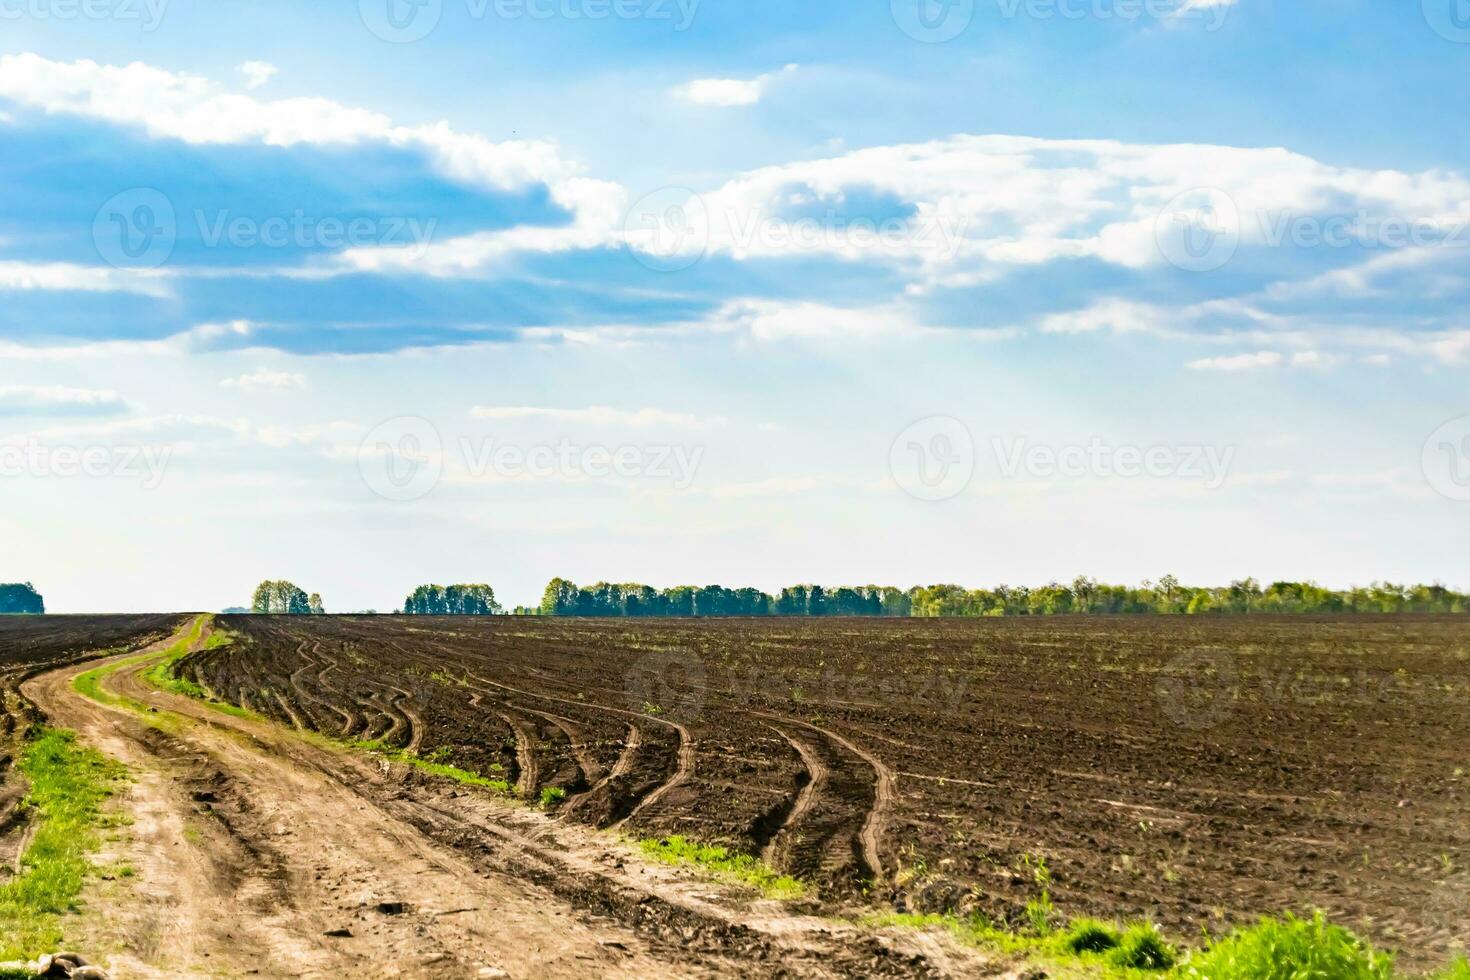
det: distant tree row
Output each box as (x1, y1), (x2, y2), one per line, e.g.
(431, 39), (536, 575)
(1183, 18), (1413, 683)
(539, 576), (1470, 617)
(251, 580), (325, 615)
(0, 583), (44, 615)
(539, 579), (914, 618)
(402, 584), (502, 616)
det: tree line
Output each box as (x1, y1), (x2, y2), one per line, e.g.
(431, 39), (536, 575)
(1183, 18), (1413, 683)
(402, 584), (502, 616)
(538, 576), (1470, 617)
(0, 583), (44, 615)
(251, 580), (325, 615)
(237, 576), (1470, 617)
(247, 581), (504, 615)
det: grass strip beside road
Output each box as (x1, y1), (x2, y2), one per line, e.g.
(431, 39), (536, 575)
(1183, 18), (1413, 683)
(72, 613), (211, 719)
(77, 617), (521, 796)
(0, 730), (127, 960)
(639, 835), (805, 900)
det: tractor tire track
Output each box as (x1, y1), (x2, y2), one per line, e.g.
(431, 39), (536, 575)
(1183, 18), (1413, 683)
(760, 726), (828, 865)
(750, 711), (895, 883)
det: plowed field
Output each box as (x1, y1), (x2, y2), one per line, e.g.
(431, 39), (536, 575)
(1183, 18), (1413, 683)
(174, 614), (1470, 969)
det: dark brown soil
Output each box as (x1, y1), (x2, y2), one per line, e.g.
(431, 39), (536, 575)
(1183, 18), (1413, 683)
(188, 614), (1470, 969)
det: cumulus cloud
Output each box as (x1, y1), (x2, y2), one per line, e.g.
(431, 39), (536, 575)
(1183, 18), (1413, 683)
(0, 53), (619, 222)
(0, 261), (172, 297)
(0, 385), (131, 417)
(220, 368), (306, 391)
(360, 132), (1470, 292)
(0, 321), (256, 361)
(673, 64), (797, 107)
(518, 298), (1018, 346)
(238, 60), (277, 90)
(1187, 351), (1284, 371)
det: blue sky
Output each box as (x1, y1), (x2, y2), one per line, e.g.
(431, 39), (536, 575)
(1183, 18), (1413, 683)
(2, 0), (1469, 612)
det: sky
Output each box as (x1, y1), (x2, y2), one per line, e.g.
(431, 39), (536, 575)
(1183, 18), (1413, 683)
(2, 0), (1469, 612)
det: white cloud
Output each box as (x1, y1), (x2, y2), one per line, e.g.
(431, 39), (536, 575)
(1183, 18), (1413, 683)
(0, 385), (130, 416)
(1187, 351), (1283, 371)
(237, 60), (277, 90)
(220, 368), (306, 391)
(673, 64), (797, 107)
(517, 298), (1006, 346)
(0, 321), (256, 361)
(1289, 350), (1339, 369)
(469, 405), (715, 428)
(314, 126), (1470, 290)
(1039, 298), (1178, 336)
(0, 53), (618, 230)
(620, 134), (1470, 286)
(1183, 348), (1340, 372)
(0, 261), (172, 297)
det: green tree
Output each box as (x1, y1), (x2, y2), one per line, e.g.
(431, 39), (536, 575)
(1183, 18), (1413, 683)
(540, 578), (579, 616)
(251, 580), (314, 614)
(0, 582), (44, 615)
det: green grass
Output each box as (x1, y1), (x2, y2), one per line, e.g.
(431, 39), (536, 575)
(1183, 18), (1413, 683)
(540, 786), (567, 807)
(1432, 957), (1470, 980)
(1065, 918), (1123, 954)
(0, 729), (127, 959)
(869, 911), (1177, 979)
(1178, 912), (1394, 980)
(74, 613), (211, 718)
(875, 907), (1470, 980)
(78, 615), (519, 799)
(637, 835), (805, 900)
(1111, 923), (1177, 971)
(139, 614), (215, 699)
(335, 736), (514, 794)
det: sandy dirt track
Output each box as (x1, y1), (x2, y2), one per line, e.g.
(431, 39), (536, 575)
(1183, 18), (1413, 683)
(21, 620), (1003, 980)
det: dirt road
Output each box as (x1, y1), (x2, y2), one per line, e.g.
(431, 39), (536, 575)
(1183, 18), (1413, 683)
(22, 619), (997, 979)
